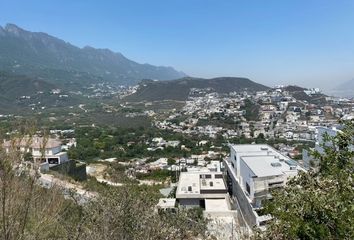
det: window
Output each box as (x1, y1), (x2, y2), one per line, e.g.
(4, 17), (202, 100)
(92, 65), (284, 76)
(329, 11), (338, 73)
(231, 162), (235, 168)
(200, 189), (227, 194)
(48, 158), (59, 164)
(199, 199), (205, 209)
(215, 174), (223, 179)
(246, 182), (251, 195)
(268, 181), (283, 187)
(200, 174), (212, 179)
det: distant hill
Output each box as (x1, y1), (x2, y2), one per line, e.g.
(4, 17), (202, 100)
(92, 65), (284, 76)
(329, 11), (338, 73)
(0, 72), (57, 113)
(0, 23), (186, 87)
(283, 85), (306, 92)
(282, 85), (327, 104)
(0, 72), (55, 100)
(125, 77), (269, 101)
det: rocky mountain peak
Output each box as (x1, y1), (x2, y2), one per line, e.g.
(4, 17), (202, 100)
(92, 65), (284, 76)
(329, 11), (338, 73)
(4, 23), (26, 35)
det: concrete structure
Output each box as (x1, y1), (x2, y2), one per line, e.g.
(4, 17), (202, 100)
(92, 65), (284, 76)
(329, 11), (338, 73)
(156, 198), (176, 211)
(158, 169), (239, 238)
(225, 144), (303, 227)
(176, 171), (228, 209)
(3, 136), (69, 166)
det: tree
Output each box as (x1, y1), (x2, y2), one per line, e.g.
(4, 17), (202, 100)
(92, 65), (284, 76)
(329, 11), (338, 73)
(75, 185), (207, 240)
(258, 120), (354, 239)
(0, 138), (76, 239)
(167, 158), (176, 166)
(0, 132), (208, 240)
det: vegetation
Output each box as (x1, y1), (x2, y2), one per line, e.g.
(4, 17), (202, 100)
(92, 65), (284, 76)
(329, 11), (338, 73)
(68, 126), (219, 161)
(105, 162), (139, 184)
(258, 120), (354, 239)
(136, 169), (177, 182)
(241, 99), (260, 121)
(77, 186), (207, 240)
(0, 141), (207, 240)
(197, 112), (240, 129)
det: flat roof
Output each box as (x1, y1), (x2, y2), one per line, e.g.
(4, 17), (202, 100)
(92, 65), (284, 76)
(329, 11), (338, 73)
(231, 144), (271, 152)
(241, 156), (289, 177)
(231, 144), (302, 177)
(231, 144), (290, 160)
(176, 172), (226, 197)
(205, 198), (229, 212)
(176, 172), (200, 195)
(157, 198), (176, 208)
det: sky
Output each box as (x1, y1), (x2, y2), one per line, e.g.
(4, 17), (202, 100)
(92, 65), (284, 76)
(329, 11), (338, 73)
(1, 0), (354, 89)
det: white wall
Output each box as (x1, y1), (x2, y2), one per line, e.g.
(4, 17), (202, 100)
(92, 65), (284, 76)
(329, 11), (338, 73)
(239, 158), (255, 199)
(33, 146), (62, 157)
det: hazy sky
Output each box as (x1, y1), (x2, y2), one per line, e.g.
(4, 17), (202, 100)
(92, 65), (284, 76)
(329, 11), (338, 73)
(1, 0), (354, 89)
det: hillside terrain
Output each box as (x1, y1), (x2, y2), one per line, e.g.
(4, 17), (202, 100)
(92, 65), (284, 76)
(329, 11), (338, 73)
(125, 77), (269, 101)
(284, 85), (327, 104)
(0, 23), (186, 88)
(0, 72), (55, 99)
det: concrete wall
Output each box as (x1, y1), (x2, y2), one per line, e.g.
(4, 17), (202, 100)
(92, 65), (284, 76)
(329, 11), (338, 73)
(232, 178), (257, 226)
(50, 160), (87, 181)
(225, 166), (258, 227)
(230, 175), (257, 227)
(40, 162), (49, 172)
(178, 198), (200, 208)
(239, 157), (255, 199)
(230, 148), (239, 179)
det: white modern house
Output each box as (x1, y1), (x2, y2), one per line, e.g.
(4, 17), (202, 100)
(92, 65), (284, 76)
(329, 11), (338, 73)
(175, 171), (236, 218)
(224, 144), (303, 227)
(3, 136), (69, 166)
(176, 171), (228, 208)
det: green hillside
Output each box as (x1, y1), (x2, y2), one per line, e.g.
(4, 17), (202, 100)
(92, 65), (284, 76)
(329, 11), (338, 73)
(0, 72), (55, 99)
(125, 77), (270, 102)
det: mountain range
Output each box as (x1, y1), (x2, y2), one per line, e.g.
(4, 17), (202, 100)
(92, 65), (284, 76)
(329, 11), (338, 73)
(0, 23), (186, 88)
